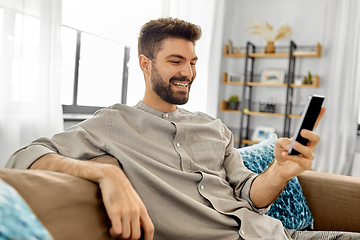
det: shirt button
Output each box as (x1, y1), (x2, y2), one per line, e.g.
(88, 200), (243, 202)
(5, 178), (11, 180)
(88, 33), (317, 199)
(176, 143), (181, 147)
(163, 113), (169, 118)
(241, 230), (245, 235)
(200, 185), (204, 190)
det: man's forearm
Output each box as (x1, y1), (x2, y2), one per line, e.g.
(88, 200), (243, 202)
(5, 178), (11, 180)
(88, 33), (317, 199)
(249, 161), (290, 208)
(30, 153), (119, 183)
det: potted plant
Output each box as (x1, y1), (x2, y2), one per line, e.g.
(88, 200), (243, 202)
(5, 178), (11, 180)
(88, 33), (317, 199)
(228, 95), (239, 110)
(303, 71), (313, 84)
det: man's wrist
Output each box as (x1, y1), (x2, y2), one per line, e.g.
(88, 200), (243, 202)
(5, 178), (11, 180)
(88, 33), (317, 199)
(250, 161), (291, 208)
(266, 160), (293, 187)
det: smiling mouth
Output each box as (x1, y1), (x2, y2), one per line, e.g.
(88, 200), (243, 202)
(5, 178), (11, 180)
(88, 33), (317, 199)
(172, 81), (189, 88)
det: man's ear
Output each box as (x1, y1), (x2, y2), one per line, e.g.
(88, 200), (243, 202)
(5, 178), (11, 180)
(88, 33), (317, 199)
(139, 54), (151, 75)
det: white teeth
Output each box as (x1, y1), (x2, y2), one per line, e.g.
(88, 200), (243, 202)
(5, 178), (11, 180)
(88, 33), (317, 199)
(173, 82), (187, 87)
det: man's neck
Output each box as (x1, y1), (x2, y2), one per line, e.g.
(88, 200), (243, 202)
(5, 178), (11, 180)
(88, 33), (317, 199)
(142, 95), (177, 113)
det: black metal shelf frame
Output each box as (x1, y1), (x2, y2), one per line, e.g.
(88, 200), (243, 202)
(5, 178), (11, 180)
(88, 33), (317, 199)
(238, 40), (298, 147)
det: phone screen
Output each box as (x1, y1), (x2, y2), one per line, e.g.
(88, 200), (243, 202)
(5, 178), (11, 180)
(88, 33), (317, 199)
(288, 95), (324, 155)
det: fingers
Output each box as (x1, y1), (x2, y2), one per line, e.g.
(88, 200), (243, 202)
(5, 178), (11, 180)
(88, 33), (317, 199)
(141, 211), (155, 240)
(130, 215), (141, 240)
(277, 137), (291, 149)
(108, 205), (152, 240)
(108, 200), (153, 240)
(280, 130), (319, 168)
(282, 151), (314, 170)
(109, 213), (122, 236)
(289, 130), (320, 155)
(98, 166), (154, 240)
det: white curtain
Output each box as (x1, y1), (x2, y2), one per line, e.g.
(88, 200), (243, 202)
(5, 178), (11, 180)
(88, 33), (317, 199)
(0, 0), (63, 167)
(162, 0), (225, 117)
(313, 0), (360, 175)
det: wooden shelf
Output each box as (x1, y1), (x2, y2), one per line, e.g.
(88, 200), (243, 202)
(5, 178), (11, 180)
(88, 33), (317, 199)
(220, 100), (241, 112)
(224, 45), (246, 58)
(220, 101), (301, 118)
(222, 72), (320, 88)
(246, 111), (301, 118)
(222, 72), (244, 85)
(224, 43), (321, 58)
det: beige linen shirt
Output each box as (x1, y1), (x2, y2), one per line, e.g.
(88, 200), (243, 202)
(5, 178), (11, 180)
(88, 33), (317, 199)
(6, 101), (289, 240)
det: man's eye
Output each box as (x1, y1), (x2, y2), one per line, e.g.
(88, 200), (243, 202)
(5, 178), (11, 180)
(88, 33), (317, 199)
(191, 62), (196, 66)
(170, 61), (180, 64)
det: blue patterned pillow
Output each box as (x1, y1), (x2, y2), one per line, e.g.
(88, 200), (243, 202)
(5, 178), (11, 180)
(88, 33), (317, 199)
(238, 134), (313, 230)
(0, 179), (53, 240)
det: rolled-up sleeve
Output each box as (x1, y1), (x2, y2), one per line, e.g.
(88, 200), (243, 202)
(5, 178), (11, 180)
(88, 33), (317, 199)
(5, 144), (56, 169)
(240, 175), (272, 214)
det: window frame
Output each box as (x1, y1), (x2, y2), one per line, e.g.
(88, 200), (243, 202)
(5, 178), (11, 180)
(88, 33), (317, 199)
(61, 26), (130, 120)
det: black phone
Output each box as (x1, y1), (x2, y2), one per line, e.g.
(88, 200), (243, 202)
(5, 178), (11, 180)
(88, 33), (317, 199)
(288, 95), (324, 155)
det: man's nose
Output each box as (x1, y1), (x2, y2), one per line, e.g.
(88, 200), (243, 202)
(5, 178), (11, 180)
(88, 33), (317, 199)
(180, 63), (194, 80)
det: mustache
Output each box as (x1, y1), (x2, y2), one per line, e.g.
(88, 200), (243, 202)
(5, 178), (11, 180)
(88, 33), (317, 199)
(170, 76), (193, 83)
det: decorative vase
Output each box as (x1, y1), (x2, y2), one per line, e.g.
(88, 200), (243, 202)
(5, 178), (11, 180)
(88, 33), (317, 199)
(265, 41), (275, 53)
(228, 101), (239, 110)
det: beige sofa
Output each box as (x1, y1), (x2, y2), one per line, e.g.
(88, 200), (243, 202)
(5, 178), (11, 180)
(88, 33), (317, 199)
(1, 155), (360, 240)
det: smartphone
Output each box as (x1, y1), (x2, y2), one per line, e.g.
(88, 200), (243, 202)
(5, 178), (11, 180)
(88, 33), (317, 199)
(288, 95), (324, 155)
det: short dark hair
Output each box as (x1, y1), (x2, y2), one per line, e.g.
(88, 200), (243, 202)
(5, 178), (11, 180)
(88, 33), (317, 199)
(138, 17), (202, 60)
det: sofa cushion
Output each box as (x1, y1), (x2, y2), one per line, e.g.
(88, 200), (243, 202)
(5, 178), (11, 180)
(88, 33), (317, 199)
(0, 155), (119, 240)
(237, 134), (313, 229)
(0, 178), (54, 240)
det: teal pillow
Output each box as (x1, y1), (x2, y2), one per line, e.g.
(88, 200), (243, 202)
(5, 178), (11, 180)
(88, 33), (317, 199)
(237, 134), (313, 230)
(0, 179), (53, 240)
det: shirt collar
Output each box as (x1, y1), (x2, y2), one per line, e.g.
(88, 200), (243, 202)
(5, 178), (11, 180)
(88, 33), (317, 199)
(135, 101), (180, 119)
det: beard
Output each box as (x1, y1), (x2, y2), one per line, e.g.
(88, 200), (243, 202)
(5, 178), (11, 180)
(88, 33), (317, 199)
(150, 63), (192, 105)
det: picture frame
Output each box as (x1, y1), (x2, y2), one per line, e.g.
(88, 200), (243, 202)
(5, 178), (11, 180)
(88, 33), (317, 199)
(260, 69), (285, 84)
(251, 126), (275, 142)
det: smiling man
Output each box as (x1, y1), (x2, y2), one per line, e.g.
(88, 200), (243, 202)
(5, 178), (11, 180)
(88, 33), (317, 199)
(139, 22), (198, 112)
(6, 18), (358, 240)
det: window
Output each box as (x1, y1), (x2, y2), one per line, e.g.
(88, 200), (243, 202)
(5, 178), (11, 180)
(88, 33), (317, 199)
(60, 26), (130, 120)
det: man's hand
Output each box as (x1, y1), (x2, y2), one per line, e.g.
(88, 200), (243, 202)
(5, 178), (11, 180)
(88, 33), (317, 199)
(273, 129), (320, 182)
(98, 165), (154, 240)
(249, 107), (325, 208)
(273, 107), (325, 182)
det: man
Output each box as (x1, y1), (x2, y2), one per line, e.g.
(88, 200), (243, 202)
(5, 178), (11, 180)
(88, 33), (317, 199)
(6, 18), (355, 240)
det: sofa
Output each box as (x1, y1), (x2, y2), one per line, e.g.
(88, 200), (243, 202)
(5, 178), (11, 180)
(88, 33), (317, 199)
(1, 154), (360, 240)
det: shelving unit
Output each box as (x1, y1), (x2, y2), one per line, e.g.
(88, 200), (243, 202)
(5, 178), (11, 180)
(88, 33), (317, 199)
(221, 41), (322, 146)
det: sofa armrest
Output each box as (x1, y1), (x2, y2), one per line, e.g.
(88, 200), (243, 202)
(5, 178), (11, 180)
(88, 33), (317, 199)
(0, 155), (120, 240)
(298, 170), (360, 232)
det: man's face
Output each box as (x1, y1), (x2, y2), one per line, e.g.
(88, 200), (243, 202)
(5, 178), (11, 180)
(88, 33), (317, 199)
(149, 38), (197, 105)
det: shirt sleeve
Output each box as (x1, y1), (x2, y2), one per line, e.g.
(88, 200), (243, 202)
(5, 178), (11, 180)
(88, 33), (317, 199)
(240, 175), (272, 214)
(5, 109), (110, 170)
(221, 123), (271, 214)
